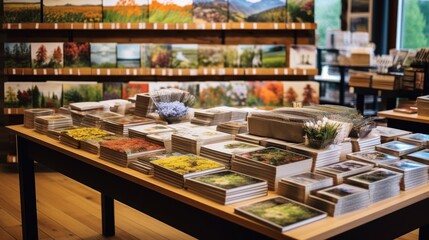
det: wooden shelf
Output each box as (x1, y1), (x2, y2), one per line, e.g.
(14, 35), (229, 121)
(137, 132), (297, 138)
(4, 68), (318, 77)
(2, 22), (317, 31)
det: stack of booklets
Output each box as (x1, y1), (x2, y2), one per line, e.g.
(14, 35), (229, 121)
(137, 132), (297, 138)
(339, 141), (353, 161)
(146, 132), (174, 152)
(102, 115), (156, 136)
(47, 126), (77, 140)
(307, 184), (370, 216)
(260, 138), (296, 150)
(151, 155), (225, 188)
(99, 138), (165, 167)
(191, 108), (233, 126)
(277, 172), (334, 203)
(216, 121), (248, 135)
(406, 149), (429, 165)
(350, 134), (381, 152)
(128, 151), (183, 175)
(371, 74), (398, 90)
(171, 128), (232, 155)
(60, 127), (113, 148)
(128, 124), (174, 139)
(185, 170), (268, 205)
(80, 135), (122, 154)
(200, 140), (265, 168)
(80, 111), (123, 128)
(314, 160), (374, 184)
(69, 102), (105, 126)
(24, 109), (55, 128)
(232, 147), (313, 190)
(346, 168), (403, 203)
(348, 70), (373, 88)
(417, 95), (429, 116)
(346, 150), (399, 166)
(234, 197), (327, 232)
(134, 93), (155, 117)
(380, 159), (429, 190)
(398, 133), (429, 147)
(373, 126), (411, 143)
(34, 115), (73, 135)
(375, 141), (421, 157)
(235, 133), (268, 145)
(288, 144), (342, 171)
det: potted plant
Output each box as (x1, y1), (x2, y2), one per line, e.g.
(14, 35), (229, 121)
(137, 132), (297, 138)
(303, 117), (340, 149)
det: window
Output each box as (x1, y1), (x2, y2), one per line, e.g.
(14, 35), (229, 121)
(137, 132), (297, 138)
(315, 0), (342, 47)
(397, 0), (429, 49)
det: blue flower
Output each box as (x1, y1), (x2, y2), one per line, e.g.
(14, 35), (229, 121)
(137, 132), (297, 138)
(156, 101), (188, 122)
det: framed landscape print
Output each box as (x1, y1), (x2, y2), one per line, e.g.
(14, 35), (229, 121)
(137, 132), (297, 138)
(63, 42), (91, 68)
(3, 0), (41, 23)
(193, 0), (228, 23)
(43, 0), (102, 23)
(117, 43), (141, 68)
(229, 0), (286, 22)
(31, 42), (63, 68)
(33, 82), (62, 108)
(103, 0), (149, 22)
(4, 42), (31, 68)
(149, 0), (193, 23)
(4, 82), (33, 111)
(90, 43), (117, 68)
(62, 82), (103, 105)
(283, 81), (319, 107)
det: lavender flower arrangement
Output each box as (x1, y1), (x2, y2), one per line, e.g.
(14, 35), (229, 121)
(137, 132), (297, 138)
(156, 101), (188, 123)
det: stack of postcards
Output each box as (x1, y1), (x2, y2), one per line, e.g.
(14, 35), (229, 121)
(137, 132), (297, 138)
(185, 170), (268, 205)
(346, 150), (399, 166)
(232, 147), (313, 190)
(288, 144), (342, 171)
(99, 138), (164, 167)
(191, 108), (233, 126)
(80, 111), (123, 128)
(338, 141), (353, 161)
(235, 197), (327, 232)
(146, 132), (174, 152)
(373, 126), (411, 143)
(134, 93), (155, 117)
(128, 151), (183, 175)
(216, 121), (248, 135)
(60, 127), (113, 148)
(350, 134), (381, 152)
(47, 126), (77, 140)
(24, 109), (55, 128)
(380, 159), (429, 190)
(375, 141), (421, 157)
(260, 138), (296, 150)
(406, 149), (429, 165)
(128, 124), (174, 139)
(277, 172), (334, 203)
(171, 128), (232, 155)
(417, 95), (429, 116)
(307, 184), (370, 216)
(151, 155), (225, 188)
(80, 135), (122, 154)
(398, 133), (429, 147)
(235, 133), (268, 145)
(314, 160), (374, 184)
(69, 102), (105, 126)
(102, 115), (156, 136)
(34, 115), (73, 135)
(200, 140), (265, 168)
(346, 168), (403, 203)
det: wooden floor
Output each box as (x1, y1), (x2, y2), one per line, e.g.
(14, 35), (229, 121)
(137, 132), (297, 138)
(0, 164), (420, 240)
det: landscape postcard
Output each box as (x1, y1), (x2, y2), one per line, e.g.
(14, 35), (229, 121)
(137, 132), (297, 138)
(198, 81), (227, 107)
(62, 82), (103, 105)
(4, 82), (33, 109)
(318, 161), (370, 174)
(193, 0), (228, 23)
(4, 0), (41, 23)
(289, 45), (317, 69)
(198, 44), (224, 67)
(140, 44), (151, 68)
(103, 0), (149, 22)
(122, 82), (149, 99)
(32, 82), (62, 108)
(203, 140), (263, 155)
(224, 81), (248, 106)
(351, 169), (400, 184)
(262, 45), (286, 68)
(287, 0), (314, 22)
(384, 160), (427, 172)
(43, 0), (102, 23)
(238, 45), (262, 68)
(4, 42), (32, 68)
(190, 170), (265, 190)
(224, 45), (240, 68)
(90, 43), (117, 68)
(319, 184), (364, 199)
(286, 172), (331, 186)
(117, 43), (141, 68)
(172, 44), (199, 69)
(247, 81), (284, 107)
(31, 42), (64, 68)
(103, 82), (122, 100)
(63, 42), (91, 68)
(228, 0), (286, 23)
(150, 44), (172, 68)
(149, 0), (193, 23)
(238, 147), (309, 166)
(283, 81), (319, 107)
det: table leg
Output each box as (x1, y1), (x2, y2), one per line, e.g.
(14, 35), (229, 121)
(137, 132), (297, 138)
(17, 136), (38, 240)
(101, 193), (115, 236)
(420, 225), (429, 240)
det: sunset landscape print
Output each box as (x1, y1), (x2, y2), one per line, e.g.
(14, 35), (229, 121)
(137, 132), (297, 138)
(149, 0), (193, 23)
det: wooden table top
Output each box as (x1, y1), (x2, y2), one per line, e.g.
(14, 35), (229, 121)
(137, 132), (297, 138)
(378, 110), (429, 125)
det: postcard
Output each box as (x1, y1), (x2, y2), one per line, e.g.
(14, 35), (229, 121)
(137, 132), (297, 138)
(101, 138), (164, 154)
(382, 160), (428, 172)
(247, 81), (284, 107)
(4, 0), (41, 23)
(4, 82), (33, 109)
(399, 133), (429, 143)
(64, 42), (91, 68)
(317, 160), (372, 174)
(283, 81), (319, 107)
(103, 0), (149, 22)
(235, 197), (326, 232)
(171, 44), (198, 68)
(150, 44), (172, 68)
(284, 172), (332, 186)
(173, 127), (230, 141)
(117, 43), (141, 68)
(202, 140), (264, 155)
(287, 0), (314, 23)
(376, 141), (420, 153)
(262, 45), (286, 68)
(198, 44), (224, 67)
(189, 170), (265, 190)
(43, 0), (102, 22)
(407, 149), (429, 162)
(238, 45), (262, 68)
(224, 45), (240, 68)
(122, 82), (149, 99)
(229, 0), (286, 23)
(129, 124), (173, 135)
(237, 147), (310, 166)
(316, 184), (367, 202)
(106, 115), (154, 125)
(62, 82), (103, 106)
(193, 0), (228, 23)
(140, 44), (151, 68)
(4, 42), (31, 68)
(289, 45), (316, 69)
(103, 82), (122, 100)
(32, 82), (62, 108)
(149, 0), (193, 23)
(91, 43), (117, 68)
(151, 155), (224, 175)
(349, 169), (401, 184)
(31, 42), (64, 68)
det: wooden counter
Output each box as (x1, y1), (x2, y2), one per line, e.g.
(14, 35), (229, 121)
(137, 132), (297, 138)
(378, 110), (429, 134)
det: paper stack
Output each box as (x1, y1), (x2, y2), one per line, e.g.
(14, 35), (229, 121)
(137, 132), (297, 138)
(60, 127), (113, 149)
(102, 115), (155, 136)
(346, 150), (399, 166)
(128, 124), (174, 139)
(128, 151), (183, 175)
(24, 109), (55, 128)
(171, 128), (232, 155)
(373, 126), (411, 143)
(314, 160), (374, 184)
(288, 143), (341, 171)
(375, 141), (421, 157)
(34, 115), (73, 135)
(380, 159), (429, 190)
(80, 111), (123, 128)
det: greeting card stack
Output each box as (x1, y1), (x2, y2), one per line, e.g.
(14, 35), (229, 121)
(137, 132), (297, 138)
(99, 138), (165, 167)
(314, 160), (374, 184)
(128, 151), (183, 175)
(151, 155), (225, 188)
(373, 126), (411, 143)
(146, 132), (174, 152)
(307, 184), (371, 216)
(191, 108), (233, 126)
(134, 93), (155, 117)
(24, 109), (55, 128)
(80, 135), (122, 154)
(346, 168), (403, 203)
(234, 197), (327, 232)
(185, 170), (268, 205)
(171, 128), (232, 155)
(235, 133), (268, 145)
(232, 147), (313, 190)
(69, 102), (105, 126)
(375, 141), (421, 157)
(60, 127), (113, 149)
(47, 126), (77, 140)
(346, 150), (399, 166)
(406, 149), (429, 165)
(417, 95), (429, 116)
(380, 160), (429, 190)
(128, 124), (174, 139)
(216, 121), (248, 135)
(398, 133), (429, 147)
(34, 115), (73, 135)
(200, 140), (265, 168)
(102, 115), (156, 136)
(277, 172), (334, 203)
(80, 111), (123, 128)
(288, 144), (342, 171)
(350, 134), (381, 152)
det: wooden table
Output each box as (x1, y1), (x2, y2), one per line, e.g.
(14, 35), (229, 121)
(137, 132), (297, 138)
(8, 125), (429, 240)
(378, 110), (429, 134)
